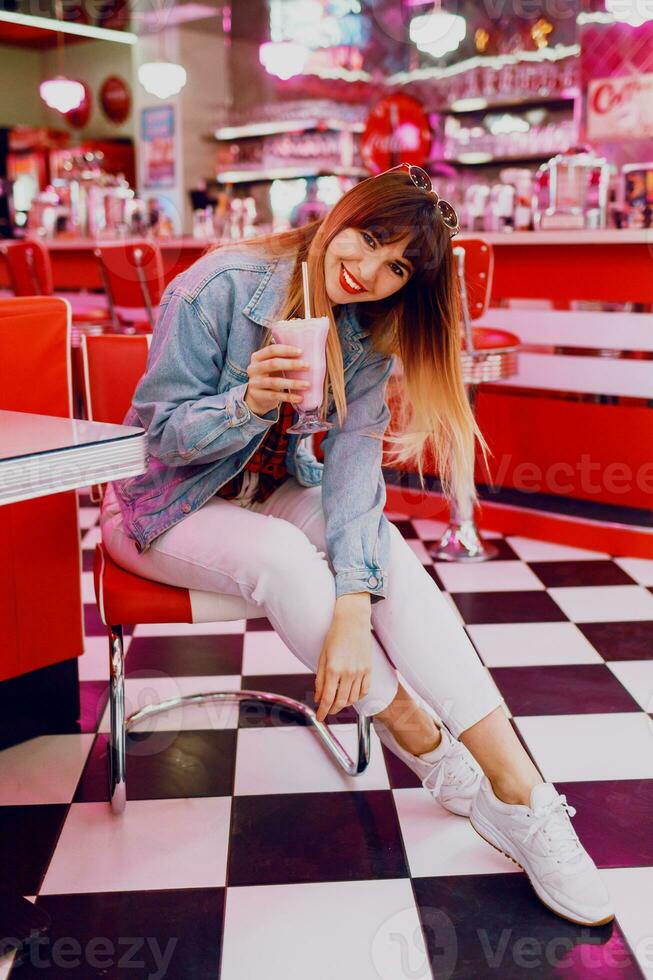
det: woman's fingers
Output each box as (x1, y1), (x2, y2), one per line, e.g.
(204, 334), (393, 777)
(314, 656), (326, 704)
(316, 671), (340, 722)
(252, 344), (302, 362)
(360, 672), (371, 699)
(332, 674), (356, 713)
(251, 376), (308, 391)
(348, 675), (364, 706)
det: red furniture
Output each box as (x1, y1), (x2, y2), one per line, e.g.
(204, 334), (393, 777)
(93, 240), (164, 334)
(81, 333), (150, 424)
(0, 297), (83, 687)
(82, 334), (371, 814)
(0, 239), (110, 329)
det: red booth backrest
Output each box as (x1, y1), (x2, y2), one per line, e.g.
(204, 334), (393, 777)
(94, 241), (165, 311)
(81, 333), (149, 424)
(4, 240), (54, 297)
(453, 238), (494, 321)
(0, 296), (83, 682)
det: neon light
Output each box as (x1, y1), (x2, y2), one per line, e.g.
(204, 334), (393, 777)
(0, 10), (137, 43)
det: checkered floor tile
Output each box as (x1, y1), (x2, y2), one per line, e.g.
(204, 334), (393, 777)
(1, 498), (652, 979)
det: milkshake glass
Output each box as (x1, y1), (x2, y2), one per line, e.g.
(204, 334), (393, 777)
(271, 316), (335, 435)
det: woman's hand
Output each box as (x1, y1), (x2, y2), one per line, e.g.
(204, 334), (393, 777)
(314, 601), (373, 722)
(244, 343), (310, 417)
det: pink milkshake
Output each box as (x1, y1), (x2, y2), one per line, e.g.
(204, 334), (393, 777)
(271, 316), (334, 434)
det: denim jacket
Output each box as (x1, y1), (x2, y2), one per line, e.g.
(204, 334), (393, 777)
(110, 243), (394, 602)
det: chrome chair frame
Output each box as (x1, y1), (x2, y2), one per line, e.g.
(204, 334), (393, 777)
(107, 622), (371, 814)
(430, 243), (519, 563)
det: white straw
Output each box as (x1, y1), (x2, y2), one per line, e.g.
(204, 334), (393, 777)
(301, 261), (311, 319)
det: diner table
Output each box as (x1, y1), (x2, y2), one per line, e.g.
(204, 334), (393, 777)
(0, 410), (146, 504)
(0, 410), (146, 957)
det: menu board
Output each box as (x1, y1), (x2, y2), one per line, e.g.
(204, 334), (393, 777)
(141, 105), (176, 188)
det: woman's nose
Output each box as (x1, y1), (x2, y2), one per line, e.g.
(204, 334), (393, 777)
(357, 257), (381, 291)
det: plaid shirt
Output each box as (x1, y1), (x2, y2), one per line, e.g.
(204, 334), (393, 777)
(215, 399), (296, 504)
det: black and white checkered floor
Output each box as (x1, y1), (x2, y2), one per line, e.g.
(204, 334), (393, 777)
(1, 496), (652, 979)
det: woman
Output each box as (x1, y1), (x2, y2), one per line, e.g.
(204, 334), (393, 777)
(101, 166), (613, 927)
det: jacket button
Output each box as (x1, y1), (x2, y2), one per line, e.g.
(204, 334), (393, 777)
(367, 575), (379, 588)
(181, 503), (191, 514)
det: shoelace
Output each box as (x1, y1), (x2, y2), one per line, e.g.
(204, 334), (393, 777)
(421, 743), (479, 797)
(523, 794), (582, 863)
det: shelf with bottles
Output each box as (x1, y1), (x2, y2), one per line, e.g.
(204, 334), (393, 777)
(439, 152), (556, 166)
(215, 166), (369, 184)
(442, 92), (578, 115)
(431, 106), (577, 171)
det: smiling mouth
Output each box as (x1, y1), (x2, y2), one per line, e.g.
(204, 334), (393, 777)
(339, 262), (367, 295)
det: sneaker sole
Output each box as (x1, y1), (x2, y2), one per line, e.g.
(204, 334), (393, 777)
(469, 811), (615, 928)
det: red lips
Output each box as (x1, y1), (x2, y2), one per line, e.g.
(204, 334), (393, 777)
(339, 262), (367, 295)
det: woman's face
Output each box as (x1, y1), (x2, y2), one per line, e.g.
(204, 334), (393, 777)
(324, 227), (414, 305)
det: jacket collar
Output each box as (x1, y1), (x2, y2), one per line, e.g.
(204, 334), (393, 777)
(242, 251), (369, 342)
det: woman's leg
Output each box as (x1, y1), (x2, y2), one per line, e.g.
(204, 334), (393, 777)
(99, 482), (400, 718)
(268, 482), (542, 804)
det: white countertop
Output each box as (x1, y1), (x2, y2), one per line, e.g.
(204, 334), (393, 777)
(3, 230), (652, 249)
(0, 410), (146, 504)
(460, 229), (653, 245)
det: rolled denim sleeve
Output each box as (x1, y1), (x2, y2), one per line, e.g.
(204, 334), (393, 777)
(321, 350), (394, 603)
(130, 286), (279, 466)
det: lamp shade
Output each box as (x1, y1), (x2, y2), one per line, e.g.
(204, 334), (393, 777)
(409, 10), (466, 58)
(39, 76), (85, 113)
(259, 40), (309, 80)
(138, 61), (187, 99)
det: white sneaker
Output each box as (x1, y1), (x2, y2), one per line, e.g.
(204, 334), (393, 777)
(470, 776), (614, 927)
(372, 716), (483, 816)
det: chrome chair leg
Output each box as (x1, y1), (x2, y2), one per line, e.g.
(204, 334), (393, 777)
(429, 492), (498, 562)
(126, 691), (372, 777)
(429, 381), (498, 562)
(108, 624), (127, 815)
(107, 631), (372, 814)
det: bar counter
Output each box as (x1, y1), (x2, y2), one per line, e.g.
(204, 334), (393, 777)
(1, 230), (653, 306)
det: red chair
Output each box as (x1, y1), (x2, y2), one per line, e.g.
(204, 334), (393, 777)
(0, 240), (111, 335)
(82, 334), (371, 814)
(93, 240), (164, 334)
(0, 297), (84, 690)
(430, 238), (520, 562)
(81, 333), (151, 424)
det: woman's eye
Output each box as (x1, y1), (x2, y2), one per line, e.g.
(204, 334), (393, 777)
(389, 262), (404, 278)
(361, 231), (376, 248)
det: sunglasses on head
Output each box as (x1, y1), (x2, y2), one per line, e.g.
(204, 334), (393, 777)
(377, 163), (460, 238)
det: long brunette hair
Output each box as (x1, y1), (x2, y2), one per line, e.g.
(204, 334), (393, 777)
(210, 172), (491, 507)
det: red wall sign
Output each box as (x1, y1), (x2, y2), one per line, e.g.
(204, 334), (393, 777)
(361, 94), (432, 174)
(100, 75), (131, 124)
(65, 82), (92, 129)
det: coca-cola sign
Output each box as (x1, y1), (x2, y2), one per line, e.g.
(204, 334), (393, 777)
(361, 94), (431, 174)
(588, 73), (653, 141)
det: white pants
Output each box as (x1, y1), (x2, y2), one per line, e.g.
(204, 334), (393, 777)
(100, 478), (503, 737)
